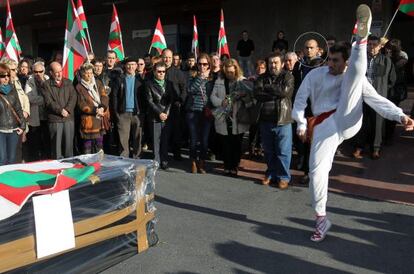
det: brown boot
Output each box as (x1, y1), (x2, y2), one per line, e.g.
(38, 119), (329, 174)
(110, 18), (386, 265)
(191, 160), (198, 174)
(198, 160), (206, 174)
(352, 148), (363, 159)
(278, 180), (289, 190)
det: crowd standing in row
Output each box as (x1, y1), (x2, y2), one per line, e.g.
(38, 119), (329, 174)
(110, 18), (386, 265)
(0, 30), (412, 191)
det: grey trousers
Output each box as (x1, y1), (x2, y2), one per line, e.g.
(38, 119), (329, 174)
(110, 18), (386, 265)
(117, 112), (142, 158)
(49, 120), (74, 159)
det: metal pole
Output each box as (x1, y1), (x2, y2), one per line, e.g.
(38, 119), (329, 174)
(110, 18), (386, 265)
(383, 7), (399, 38)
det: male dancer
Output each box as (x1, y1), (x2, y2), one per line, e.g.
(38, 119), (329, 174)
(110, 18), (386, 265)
(292, 4), (414, 242)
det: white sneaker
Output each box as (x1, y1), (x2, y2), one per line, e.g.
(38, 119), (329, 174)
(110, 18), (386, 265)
(356, 4), (372, 39)
(310, 216), (332, 242)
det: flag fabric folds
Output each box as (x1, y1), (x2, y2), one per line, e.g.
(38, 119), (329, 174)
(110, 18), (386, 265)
(0, 161), (100, 221)
(217, 9), (230, 58)
(62, 0), (89, 81)
(192, 15), (199, 60)
(76, 0), (92, 53)
(107, 4), (125, 61)
(4, 0), (22, 62)
(149, 18), (167, 55)
(399, 0), (414, 16)
(0, 28), (5, 59)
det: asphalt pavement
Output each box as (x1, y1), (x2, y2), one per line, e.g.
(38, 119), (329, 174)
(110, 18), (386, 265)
(103, 161), (414, 274)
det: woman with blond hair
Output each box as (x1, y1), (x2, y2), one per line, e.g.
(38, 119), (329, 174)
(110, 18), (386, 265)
(210, 58), (253, 176)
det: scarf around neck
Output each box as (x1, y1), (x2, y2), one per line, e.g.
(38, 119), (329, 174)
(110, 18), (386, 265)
(81, 78), (101, 107)
(0, 84), (12, 95)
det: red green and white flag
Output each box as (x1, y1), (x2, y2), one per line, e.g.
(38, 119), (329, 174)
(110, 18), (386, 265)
(62, 0), (89, 81)
(0, 161), (100, 220)
(399, 0), (414, 16)
(217, 9), (230, 58)
(149, 18), (167, 55)
(0, 28), (5, 59)
(76, 0), (93, 53)
(192, 15), (199, 60)
(4, 0), (22, 62)
(107, 4), (125, 61)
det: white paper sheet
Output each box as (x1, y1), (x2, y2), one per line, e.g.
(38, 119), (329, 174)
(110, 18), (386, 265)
(33, 190), (76, 259)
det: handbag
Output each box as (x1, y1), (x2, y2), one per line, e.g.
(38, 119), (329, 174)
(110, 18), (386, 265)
(199, 81), (214, 121)
(203, 106), (214, 121)
(101, 110), (111, 131)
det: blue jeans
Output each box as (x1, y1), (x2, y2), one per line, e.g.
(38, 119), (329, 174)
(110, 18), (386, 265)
(186, 111), (212, 160)
(260, 122), (292, 182)
(0, 132), (19, 165)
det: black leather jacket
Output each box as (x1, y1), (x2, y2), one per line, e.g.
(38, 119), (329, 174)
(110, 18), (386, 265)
(0, 87), (26, 131)
(145, 79), (175, 122)
(254, 70), (294, 125)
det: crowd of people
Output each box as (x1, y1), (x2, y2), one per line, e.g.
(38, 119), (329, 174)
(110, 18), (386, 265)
(1, 4), (414, 242)
(0, 26), (412, 189)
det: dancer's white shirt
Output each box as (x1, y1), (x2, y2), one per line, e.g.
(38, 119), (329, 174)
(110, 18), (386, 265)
(292, 66), (405, 132)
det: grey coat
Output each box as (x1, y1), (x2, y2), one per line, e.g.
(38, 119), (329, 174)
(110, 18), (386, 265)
(369, 54), (396, 148)
(25, 75), (49, 127)
(210, 77), (253, 135)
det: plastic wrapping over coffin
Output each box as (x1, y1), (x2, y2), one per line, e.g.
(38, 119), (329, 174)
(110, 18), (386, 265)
(0, 154), (158, 274)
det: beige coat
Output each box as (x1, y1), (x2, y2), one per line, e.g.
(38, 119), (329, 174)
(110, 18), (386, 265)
(210, 77), (251, 135)
(14, 80), (30, 132)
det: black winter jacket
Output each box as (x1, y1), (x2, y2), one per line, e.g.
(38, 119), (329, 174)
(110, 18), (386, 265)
(254, 70), (294, 125)
(165, 66), (187, 104)
(110, 74), (146, 116)
(145, 79), (175, 122)
(43, 78), (77, 123)
(0, 87), (26, 131)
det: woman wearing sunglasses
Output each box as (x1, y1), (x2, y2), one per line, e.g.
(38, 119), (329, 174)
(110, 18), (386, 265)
(0, 63), (26, 165)
(185, 53), (214, 174)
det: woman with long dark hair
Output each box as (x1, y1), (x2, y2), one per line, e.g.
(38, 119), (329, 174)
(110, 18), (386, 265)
(0, 63), (26, 165)
(185, 53), (214, 173)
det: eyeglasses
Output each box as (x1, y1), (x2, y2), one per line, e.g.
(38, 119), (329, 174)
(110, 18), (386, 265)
(0, 74), (10, 78)
(33, 70), (44, 74)
(156, 70), (166, 74)
(198, 63), (209, 67)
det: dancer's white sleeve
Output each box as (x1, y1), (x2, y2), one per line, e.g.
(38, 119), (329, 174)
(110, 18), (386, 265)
(362, 78), (404, 123)
(292, 74), (312, 132)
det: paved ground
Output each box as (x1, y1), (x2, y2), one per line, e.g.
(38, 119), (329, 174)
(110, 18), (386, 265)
(103, 159), (414, 274)
(103, 93), (414, 274)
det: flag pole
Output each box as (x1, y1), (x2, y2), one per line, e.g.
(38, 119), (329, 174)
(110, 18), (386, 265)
(383, 7), (400, 38)
(86, 28), (94, 54)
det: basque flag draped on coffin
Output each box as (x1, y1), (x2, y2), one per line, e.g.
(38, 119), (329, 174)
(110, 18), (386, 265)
(4, 0), (22, 62)
(62, 0), (89, 81)
(107, 4), (125, 61)
(0, 161), (100, 221)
